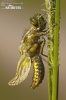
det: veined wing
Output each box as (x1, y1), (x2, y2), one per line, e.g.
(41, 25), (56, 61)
(8, 54), (31, 86)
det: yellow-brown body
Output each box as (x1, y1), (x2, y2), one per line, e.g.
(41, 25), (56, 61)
(18, 27), (45, 89)
(8, 13), (47, 89)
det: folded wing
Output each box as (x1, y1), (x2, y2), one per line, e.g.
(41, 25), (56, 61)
(8, 54), (31, 86)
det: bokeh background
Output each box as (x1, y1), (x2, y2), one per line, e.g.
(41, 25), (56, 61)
(0, 0), (66, 100)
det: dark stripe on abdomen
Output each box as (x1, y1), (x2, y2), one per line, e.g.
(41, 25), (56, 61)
(31, 55), (45, 89)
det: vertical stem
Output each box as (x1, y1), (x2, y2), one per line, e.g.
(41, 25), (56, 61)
(45, 0), (60, 100)
(45, 0), (54, 100)
(53, 0), (60, 100)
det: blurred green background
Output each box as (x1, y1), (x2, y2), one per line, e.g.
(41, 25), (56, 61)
(0, 0), (66, 100)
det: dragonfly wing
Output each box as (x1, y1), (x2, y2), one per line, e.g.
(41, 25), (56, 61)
(8, 55), (31, 86)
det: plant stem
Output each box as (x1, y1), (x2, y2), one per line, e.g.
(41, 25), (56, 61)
(53, 0), (60, 100)
(45, 0), (60, 100)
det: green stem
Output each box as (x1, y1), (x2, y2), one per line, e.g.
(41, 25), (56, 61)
(53, 0), (60, 100)
(45, 0), (60, 100)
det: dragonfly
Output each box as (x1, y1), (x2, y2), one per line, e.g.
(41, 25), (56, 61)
(8, 13), (48, 89)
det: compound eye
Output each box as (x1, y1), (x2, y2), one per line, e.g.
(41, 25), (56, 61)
(30, 18), (38, 26)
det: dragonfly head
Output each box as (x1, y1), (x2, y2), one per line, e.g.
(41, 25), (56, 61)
(30, 13), (47, 31)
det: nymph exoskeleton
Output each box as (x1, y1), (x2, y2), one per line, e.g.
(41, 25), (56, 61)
(8, 13), (48, 89)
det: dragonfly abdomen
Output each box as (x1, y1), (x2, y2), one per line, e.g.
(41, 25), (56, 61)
(31, 55), (45, 89)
